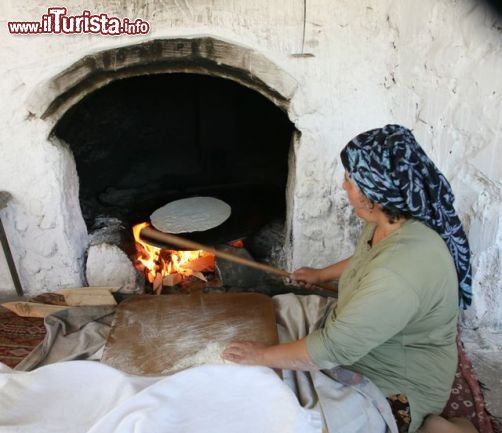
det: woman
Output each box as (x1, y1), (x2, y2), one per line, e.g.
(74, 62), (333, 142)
(222, 125), (476, 433)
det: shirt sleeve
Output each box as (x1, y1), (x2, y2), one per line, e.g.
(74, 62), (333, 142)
(306, 266), (420, 367)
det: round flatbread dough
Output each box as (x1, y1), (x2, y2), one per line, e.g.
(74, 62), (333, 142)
(150, 197), (231, 234)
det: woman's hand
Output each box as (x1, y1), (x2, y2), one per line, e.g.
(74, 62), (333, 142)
(222, 341), (267, 365)
(222, 339), (319, 371)
(290, 267), (322, 287)
(291, 258), (353, 287)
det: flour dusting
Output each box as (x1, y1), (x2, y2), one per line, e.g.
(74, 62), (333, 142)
(164, 341), (234, 374)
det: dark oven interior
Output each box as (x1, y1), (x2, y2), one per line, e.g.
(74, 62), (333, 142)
(52, 73), (294, 289)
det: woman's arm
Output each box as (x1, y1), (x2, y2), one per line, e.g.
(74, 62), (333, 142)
(291, 256), (352, 285)
(222, 338), (319, 371)
(222, 259), (353, 370)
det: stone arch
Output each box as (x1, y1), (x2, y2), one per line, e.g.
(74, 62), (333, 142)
(28, 37), (298, 125)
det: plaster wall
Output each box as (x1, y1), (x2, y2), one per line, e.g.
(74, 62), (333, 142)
(0, 0), (500, 331)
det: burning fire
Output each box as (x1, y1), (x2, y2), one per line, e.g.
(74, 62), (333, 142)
(132, 222), (215, 289)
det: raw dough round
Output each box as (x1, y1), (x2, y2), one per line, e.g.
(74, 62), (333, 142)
(150, 197), (231, 234)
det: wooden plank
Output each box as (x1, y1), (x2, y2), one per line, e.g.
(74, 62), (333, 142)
(101, 293), (278, 376)
(1, 301), (69, 318)
(56, 287), (118, 306)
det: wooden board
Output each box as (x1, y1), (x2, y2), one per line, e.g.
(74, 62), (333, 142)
(1, 302), (69, 318)
(56, 287), (118, 306)
(101, 293), (278, 376)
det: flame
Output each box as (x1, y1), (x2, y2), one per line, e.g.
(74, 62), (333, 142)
(132, 222), (215, 285)
(132, 222), (159, 283)
(229, 239), (244, 248)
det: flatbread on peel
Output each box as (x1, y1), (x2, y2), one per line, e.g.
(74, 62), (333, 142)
(150, 197), (231, 234)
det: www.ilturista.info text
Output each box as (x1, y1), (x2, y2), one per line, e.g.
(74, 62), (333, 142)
(8, 7), (150, 35)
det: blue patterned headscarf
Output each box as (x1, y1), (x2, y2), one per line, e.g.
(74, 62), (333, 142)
(340, 124), (472, 308)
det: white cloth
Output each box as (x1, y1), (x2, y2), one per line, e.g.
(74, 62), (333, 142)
(0, 361), (321, 433)
(3, 294), (397, 433)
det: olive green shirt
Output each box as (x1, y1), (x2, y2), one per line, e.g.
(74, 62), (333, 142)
(306, 219), (459, 432)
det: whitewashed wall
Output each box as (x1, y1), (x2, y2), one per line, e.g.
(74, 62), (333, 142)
(0, 0), (500, 331)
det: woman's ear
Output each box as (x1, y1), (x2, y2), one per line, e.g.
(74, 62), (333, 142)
(356, 188), (368, 202)
(357, 190), (377, 210)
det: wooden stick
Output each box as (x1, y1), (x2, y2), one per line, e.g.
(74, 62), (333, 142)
(140, 226), (338, 293)
(0, 192), (23, 296)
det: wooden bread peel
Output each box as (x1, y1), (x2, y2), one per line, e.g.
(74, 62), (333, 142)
(140, 226), (338, 293)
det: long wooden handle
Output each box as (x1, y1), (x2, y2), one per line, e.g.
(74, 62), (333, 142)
(140, 226), (338, 293)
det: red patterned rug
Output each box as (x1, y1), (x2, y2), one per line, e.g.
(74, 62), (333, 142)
(441, 334), (500, 433)
(0, 306), (46, 368)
